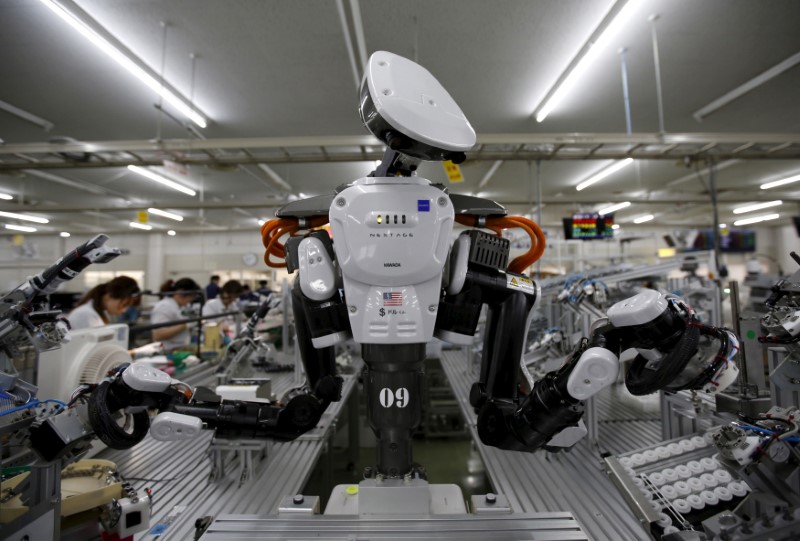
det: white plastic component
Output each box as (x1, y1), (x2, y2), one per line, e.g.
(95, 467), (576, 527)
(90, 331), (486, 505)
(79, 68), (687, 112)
(329, 178), (453, 344)
(656, 513), (672, 528)
(566, 347), (619, 400)
(691, 435), (707, 448)
(687, 460), (704, 475)
(660, 485), (677, 500)
(312, 331), (351, 349)
(675, 465), (691, 479)
(122, 362), (172, 392)
(446, 234), (470, 296)
(688, 478), (704, 493)
(545, 420), (588, 448)
(363, 51), (476, 152)
(702, 361), (740, 394)
(727, 436), (760, 465)
(607, 289), (669, 327)
(150, 412), (203, 442)
(649, 472), (666, 487)
(667, 442), (682, 456)
(116, 490), (151, 537)
(679, 439), (695, 452)
(687, 494), (704, 510)
(624, 467), (636, 478)
(655, 446), (671, 459)
(632, 477), (644, 488)
(651, 500), (664, 512)
(700, 490), (719, 506)
(662, 468), (679, 482)
(215, 384), (264, 401)
(298, 236), (336, 302)
(728, 481), (747, 498)
(630, 453), (646, 466)
(714, 486), (733, 501)
(37, 324), (131, 401)
(674, 481), (691, 496)
(643, 450), (659, 463)
(672, 498), (691, 514)
(700, 473), (718, 488)
(700, 457), (718, 471)
(619, 457), (633, 468)
(663, 526), (680, 535)
(713, 469), (733, 484)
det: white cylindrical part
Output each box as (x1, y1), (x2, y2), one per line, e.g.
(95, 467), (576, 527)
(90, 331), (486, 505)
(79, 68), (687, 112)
(655, 446), (671, 459)
(674, 481), (691, 496)
(662, 468), (679, 482)
(660, 485), (678, 500)
(714, 486), (733, 501)
(700, 473), (718, 488)
(687, 460), (704, 475)
(700, 457), (717, 471)
(672, 498), (691, 514)
(619, 457), (633, 468)
(687, 494), (704, 510)
(643, 449), (659, 463)
(688, 477), (704, 493)
(700, 490), (719, 506)
(691, 435), (707, 448)
(675, 465), (691, 479)
(656, 512), (672, 528)
(714, 470), (732, 484)
(679, 439), (695, 452)
(728, 481), (747, 498)
(663, 526), (680, 535)
(630, 453), (646, 466)
(649, 472), (666, 487)
(667, 443), (682, 456)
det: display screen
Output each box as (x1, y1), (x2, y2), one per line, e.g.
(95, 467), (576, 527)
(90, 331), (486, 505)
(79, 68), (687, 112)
(687, 229), (756, 253)
(563, 213), (614, 240)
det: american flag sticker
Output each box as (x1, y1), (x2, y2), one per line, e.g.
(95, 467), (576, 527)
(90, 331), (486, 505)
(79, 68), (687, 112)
(383, 292), (403, 306)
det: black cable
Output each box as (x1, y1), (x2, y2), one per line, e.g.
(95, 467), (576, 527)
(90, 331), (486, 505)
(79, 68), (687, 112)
(87, 380), (150, 450)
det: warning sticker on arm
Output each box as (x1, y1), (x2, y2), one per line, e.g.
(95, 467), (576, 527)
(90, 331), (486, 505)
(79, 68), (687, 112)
(507, 274), (535, 294)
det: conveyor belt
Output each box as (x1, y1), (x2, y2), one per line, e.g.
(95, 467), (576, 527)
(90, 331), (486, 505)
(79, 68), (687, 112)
(99, 368), (358, 540)
(440, 350), (657, 541)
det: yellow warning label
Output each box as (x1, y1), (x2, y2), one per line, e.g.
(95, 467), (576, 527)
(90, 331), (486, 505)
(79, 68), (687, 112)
(507, 274), (535, 294)
(12, 235), (24, 246)
(443, 160), (464, 183)
(138, 210), (148, 223)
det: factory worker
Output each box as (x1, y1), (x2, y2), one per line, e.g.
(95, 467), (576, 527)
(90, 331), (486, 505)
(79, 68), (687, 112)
(202, 280), (243, 338)
(151, 277), (200, 352)
(67, 276), (141, 330)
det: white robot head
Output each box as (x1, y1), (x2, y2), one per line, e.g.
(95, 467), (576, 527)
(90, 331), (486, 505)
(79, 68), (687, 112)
(359, 51), (476, 163)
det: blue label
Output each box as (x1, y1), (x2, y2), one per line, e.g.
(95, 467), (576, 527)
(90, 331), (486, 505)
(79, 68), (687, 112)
(148, 524), (169, 535)
(418, 200), (430, 212)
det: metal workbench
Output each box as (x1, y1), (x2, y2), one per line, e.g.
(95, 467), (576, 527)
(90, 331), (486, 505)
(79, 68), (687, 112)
(98, 365), (359, 540)
(440, 349), (661, 541)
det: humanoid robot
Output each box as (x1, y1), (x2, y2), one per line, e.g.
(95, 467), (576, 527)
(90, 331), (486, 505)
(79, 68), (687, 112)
(8, 53), (740, 523)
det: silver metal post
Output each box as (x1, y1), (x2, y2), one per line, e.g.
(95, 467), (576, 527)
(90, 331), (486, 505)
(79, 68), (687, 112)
(730, 281), (749, 398)
(649, 14), (666, 134)
(708, 161), (722, 275)
(536, 160), (543, 278)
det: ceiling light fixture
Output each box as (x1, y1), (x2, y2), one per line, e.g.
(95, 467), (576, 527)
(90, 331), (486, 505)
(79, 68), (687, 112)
(147, 207), (184, 221)
(39, 0), (207, 128)
(611, 224), (620, 230)
(732, 200), (782, 215)
(257, 219), (266, 226)
(597, 201), (631, 216)
(127, 165), (196, 196)
(129, 222), (153, 231)
(0, 210), (49, 224)
(633, 214), (655, 224)
(733, 213), (780, 227)
(760, 173), (800, 190)
(5, 224), (37, 233)
(257, 164), (292, 191)
(719, 223), (727, 229)
(533, 0), (636, 122)
(167, 230), (176, 236)
(576, 158), (634, 191)
(0, 192), (12, 201)
(59, 231), (71, 238)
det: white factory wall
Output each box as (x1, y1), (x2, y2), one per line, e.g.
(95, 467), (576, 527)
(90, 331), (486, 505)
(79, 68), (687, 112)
(0, 224), (793, 297)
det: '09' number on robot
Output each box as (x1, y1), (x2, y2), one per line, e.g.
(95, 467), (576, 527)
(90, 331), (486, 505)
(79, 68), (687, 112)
(379, 387), (409, 408)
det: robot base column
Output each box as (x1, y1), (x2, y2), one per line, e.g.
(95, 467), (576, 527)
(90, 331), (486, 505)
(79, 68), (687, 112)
(362, 343), (425, 478)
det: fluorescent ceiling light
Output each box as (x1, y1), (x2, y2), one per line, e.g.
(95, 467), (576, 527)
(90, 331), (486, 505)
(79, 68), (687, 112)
(611, 224), (620, 230)
(127, 165), (196, 196)
(129, 222), (153, 231)
(533, 0), (637, 122)
(5, 224), (37, 233)
(40, 0), (207, 128)
(167, 230), (176, 236)
(0, 210), (49, 224)
(732, 200), (782, 215)
(147, 207), (184, 221)
(0, 192), (12, 200)
(59, 231), (71, 238)
(760, 173), (800, 190)
(576, 158), (633, 191)
(633, 214), (655, 224)
(719, 223), (727, 229)
(257, 219), (266, 226)
(0, 99), (55, 131)
(598, 201), (631, 216)
(733, 213), (779, 226)
(257, 164), (292, 191)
